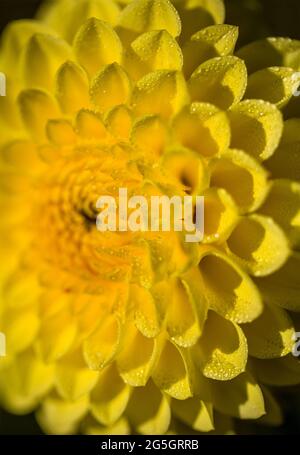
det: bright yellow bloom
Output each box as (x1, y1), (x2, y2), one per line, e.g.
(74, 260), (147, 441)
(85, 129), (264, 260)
(0, 0), (300, 435)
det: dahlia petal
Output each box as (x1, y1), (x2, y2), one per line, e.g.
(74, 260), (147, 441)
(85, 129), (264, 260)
(242, 303), (294, 359)
(0, 19), (56, 74)
(172, 102), (231, 157)
(237, 37), (300, 74)
(55, 61), (90, 115)
(172, 398), (214, 432)
(125, 30), (183, 81)
(83, 314), (121, 369)
(211, 370), (265, 419)
(82, 416), (130, 435)
(228, 100), (283, 161)
(18, 89), (60, 142)
(259, 179), (300, 250)
(252, 355), (300, 386)
(0, 351), (54, 414)
(198, 248), (263, 323)
(181, 267), (209, 336)
(203, 187), (238, 243)
(227, 214), (290, 277)
(183, 24), (239, 77)
(259, 386), (283, 427)
(105, 105), (132, 140)
(74, 18), (122, 78)
(90, 63), (131, 112)
(3, 269), (41, 309)
(90, 364), (130, 426)
(196, 310), (247, 380)
(132, 70), (189, 119)
(75, 109), (108, 140)
(46, 119), (77, 145)
(55, 349), (99, 401)
(36, 310), (77, 362)
(210, 148), (269, 213)
(36, 393), (89, 435)
(38, 0), (120, 42)
(3, 306), (40, 354)
(256, 252), (300, 312)
(265, 119), (300, 181)
(188, 56), (247, 109)
(118, 0), (181, 41)
(116, 323), (158, 386)
(161, 147), (209, 194)
(126, 381), (171, 435)
(131, 115), (169, 158)
(2, 141), (43, 174)
(22, 33), (72, 92)
(132, 285), (161, 338)
(166, 278), (202, 347)
(245, 67), (299, 108)
(175, 0), (225, 43)
(152, 339), (192, 400)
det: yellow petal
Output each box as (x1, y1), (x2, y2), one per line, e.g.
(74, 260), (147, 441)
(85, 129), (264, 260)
(82, 416), (130, 435)
(118, 0), (181, 41)
(132, 70), (189, 119)
(237, 37), (300, 74)
(211, 370), (265, 419)
(195, 310), (247, 380)
(83, 314), (121, 369)
(18, 89), (60, 142)
(152, 339), (192, 400)
(172, 102), (231, 157)
(55, 61), (90, 115)
(161, 147), (209, 194)
(21, 33), (72, 91)
(126, 380), (171, 435)
(259, 179), (300, 250)
(125, 30), (183, 80)
(210, 148), (269, 213)
(90, 363), (130, 426)
(172, 398), (214, 432)
(175, 0), (225, 43)
(105, 105), (132, 140)
(198, 247), (263, 323)
(116, 323), (158, 386)
(74, 18), (122, 78)
(203, 187), (238, 244)
(256, 252), (300, 312)
(266, 119), (300, 180)
(229, 100), (283, 161)
(131, 285), (161, 338)
(166, 278), (202, 347)
(75, 109), (108, 140)
(36, 310), (77, 362)
(245, 67), (299, 108)
(37, 393), (89, 435)
(90, 63), (131, 112)
(243, 303), (294, 359)
(227, 214), (290, 277)
(131, 115), (169, 158)
(38, 0), (120, 42)
(188, 56), (247, 109)
(46, 119), (77, 145)
(183, 24), (238, 77)
(55, 349), (99, 401)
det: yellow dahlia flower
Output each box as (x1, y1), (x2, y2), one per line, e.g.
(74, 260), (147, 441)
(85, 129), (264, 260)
(0, 0), (300, 435)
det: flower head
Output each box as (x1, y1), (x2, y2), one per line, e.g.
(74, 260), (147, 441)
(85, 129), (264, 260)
(0, 0), (300, 435)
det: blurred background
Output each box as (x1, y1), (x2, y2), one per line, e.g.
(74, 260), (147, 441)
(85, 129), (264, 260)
(0, 0), (299, 435)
